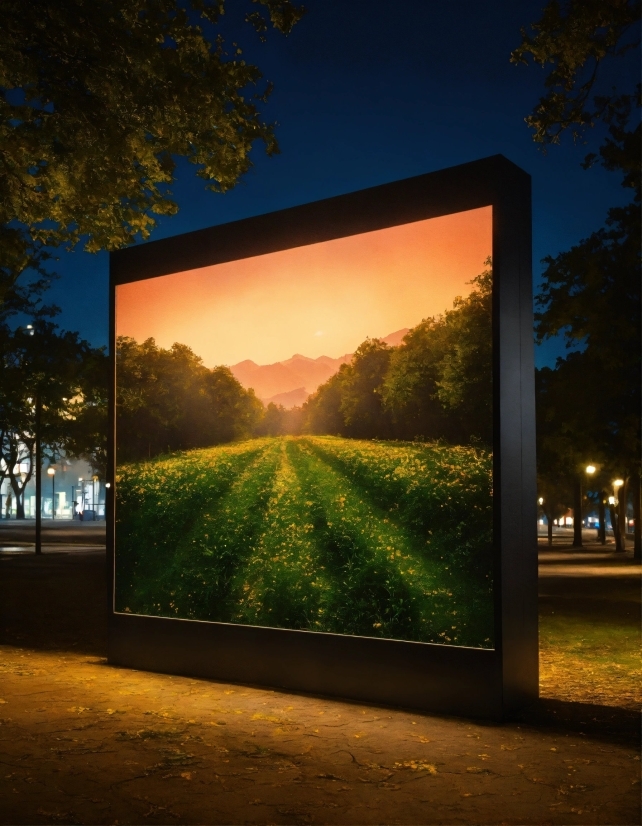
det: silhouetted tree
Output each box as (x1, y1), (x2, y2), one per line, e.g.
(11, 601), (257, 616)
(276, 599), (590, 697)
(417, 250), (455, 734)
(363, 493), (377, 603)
(116, 336), (262, 462)
(0, 0), (305, 299)
(0, 277), (107, 515)
(515, 0), (641, 556)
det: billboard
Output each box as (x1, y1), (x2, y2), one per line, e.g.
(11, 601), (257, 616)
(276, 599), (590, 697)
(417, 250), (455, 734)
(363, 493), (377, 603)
(109, 156), (536, 717)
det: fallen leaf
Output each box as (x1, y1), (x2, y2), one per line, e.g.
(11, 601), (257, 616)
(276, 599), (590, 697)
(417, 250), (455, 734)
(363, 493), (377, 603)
(394, 760), (437, 774)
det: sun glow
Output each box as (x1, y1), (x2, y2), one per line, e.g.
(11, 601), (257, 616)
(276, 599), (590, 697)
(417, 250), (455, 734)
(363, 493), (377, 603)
(116, 206), (492, 367)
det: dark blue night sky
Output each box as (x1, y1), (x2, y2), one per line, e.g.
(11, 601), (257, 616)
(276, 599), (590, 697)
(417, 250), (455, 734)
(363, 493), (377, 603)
(42, 0), (634, 366)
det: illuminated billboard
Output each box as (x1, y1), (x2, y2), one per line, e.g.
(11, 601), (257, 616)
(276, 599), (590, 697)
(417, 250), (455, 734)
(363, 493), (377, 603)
(109, 156), (537, 717)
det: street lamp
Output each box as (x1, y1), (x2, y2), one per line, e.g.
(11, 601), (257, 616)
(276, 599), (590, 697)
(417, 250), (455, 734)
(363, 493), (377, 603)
(47, 466), (55, 520)
(586, 465), (596, 475)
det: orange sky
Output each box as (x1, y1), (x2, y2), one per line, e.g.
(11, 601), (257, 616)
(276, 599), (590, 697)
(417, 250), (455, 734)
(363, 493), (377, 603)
(116, 206), (491, 367)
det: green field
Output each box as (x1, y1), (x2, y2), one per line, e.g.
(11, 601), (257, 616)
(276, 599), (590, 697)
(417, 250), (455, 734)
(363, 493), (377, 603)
(115, 436), (494, 647)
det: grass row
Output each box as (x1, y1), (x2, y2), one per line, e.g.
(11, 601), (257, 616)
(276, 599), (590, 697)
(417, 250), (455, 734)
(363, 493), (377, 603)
(115, 436), (494, 647)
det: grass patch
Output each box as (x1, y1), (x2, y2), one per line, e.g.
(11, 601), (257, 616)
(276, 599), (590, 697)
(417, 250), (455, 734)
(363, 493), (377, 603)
(540, 609), (641, 709)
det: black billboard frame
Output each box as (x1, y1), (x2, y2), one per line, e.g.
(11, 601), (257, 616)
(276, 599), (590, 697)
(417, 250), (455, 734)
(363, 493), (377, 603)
(108, 154), (537, 719)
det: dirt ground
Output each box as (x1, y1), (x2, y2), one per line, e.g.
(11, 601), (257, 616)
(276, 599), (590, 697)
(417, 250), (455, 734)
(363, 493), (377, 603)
(0, 527), (639, 825)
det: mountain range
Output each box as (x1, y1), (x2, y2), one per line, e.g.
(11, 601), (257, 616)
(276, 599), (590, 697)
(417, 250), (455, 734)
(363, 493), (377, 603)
(230, 328), (409, 408)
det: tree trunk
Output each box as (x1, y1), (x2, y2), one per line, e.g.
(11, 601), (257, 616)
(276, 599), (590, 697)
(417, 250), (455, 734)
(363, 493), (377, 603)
(9, 476), (25, 519)
(633, 472), (641, 562)
(610, 502), (623, 552)
(547, 515), (553, 546)
(572, 478), (583, 547)
(598, 491), (606, 544)
(618, 479), (628, 551)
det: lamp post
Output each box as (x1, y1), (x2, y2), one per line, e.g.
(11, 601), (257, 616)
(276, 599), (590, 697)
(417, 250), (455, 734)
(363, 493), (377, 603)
(34, 387), (42, 553)
(47, 466), (56, 520)
(19, 324), (42, 553)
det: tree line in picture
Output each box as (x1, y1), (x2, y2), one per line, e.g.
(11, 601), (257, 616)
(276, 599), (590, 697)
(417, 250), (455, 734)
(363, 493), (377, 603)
(116, 262), (492, 462)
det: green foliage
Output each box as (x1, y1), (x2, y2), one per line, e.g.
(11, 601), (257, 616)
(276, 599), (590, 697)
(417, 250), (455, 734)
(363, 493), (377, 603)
(0, 0), (305, 297)
(302, 369), (346, 435)
(339, 339), (393, 439)
(116, 435), (494, 647)
(116, 335), (263, 461)
(304, 261), (493, 446)
(511, 0), (640, 193)
(435, 263), (493, 435)
(515, 2), (641, 551)
(536, 203), (641, 483)
(381, 318), (450, 440)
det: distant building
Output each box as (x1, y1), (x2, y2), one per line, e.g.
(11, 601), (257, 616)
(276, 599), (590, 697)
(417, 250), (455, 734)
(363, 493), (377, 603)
(0, 455), (106, 520)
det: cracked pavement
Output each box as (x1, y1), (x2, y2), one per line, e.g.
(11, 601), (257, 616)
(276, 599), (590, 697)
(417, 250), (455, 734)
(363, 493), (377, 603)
(0, 535), (639, 825)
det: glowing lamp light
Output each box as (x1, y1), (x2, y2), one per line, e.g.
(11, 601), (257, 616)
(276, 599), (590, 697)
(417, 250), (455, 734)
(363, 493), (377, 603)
(608, 496), (616, 505)
(105, 482), (111, 489)
(47, 467), (55, 476)
(585, 465), (596, 474)
(613, 479), (624, 488)
(538, 497), (544, 505)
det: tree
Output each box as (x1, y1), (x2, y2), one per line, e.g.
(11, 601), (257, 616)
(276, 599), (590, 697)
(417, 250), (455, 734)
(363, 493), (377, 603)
(0, 0), (305, 298)
(511, 0), (640, 193)
(381, 317), (451, 441)
(116, 336), (263, 461)
(339, 339), (393, 439)
(383, 262), (493, 445)
(305, 339), (394, 439)
(434, 262), (493, 444)
(534, 198), (641, 549)
(254, 402), (303, 437)
(206, 365), (265, 444)
(514, 0), (641, 556)
(304, 265), (494, 445)
(0, 277), (107, 516)
(535, 359), (601, 547)
(303, 370), (347, 436)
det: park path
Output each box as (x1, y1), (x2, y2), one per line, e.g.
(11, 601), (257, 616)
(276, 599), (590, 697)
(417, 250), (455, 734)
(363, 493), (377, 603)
(0, 535), (639, 824)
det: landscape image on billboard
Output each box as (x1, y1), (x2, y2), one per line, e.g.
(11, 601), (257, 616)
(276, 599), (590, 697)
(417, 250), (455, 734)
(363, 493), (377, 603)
(114, 206), (494, 648)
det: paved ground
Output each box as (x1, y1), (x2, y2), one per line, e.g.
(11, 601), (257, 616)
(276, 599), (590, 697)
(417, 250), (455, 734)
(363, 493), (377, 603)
(0, 525), (639, 825)
(0, 519), (105, 547)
